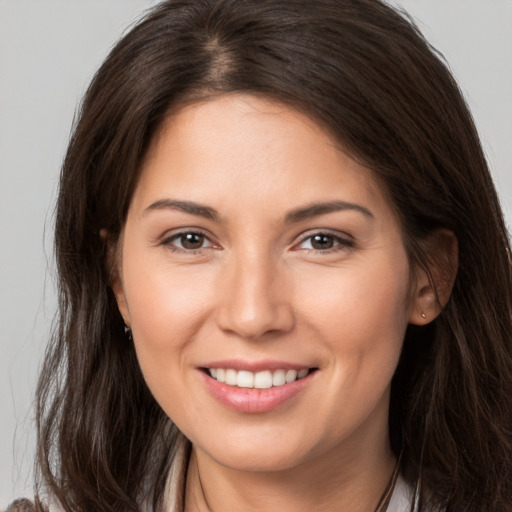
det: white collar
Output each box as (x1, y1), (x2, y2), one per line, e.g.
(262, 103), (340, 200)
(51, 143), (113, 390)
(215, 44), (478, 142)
(387, 473), (417, 512)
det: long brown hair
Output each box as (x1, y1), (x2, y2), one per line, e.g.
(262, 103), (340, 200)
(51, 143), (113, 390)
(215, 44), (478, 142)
(31, 1), (512, 511)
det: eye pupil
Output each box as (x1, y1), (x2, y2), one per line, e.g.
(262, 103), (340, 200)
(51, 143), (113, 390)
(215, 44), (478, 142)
(311, 234), (334, 250)
(181, 233), (204, 249)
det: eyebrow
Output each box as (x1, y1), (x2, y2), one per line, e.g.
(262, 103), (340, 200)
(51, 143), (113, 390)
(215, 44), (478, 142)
(143, 199), (220, 221)
(143, 198), (374, 223)
(284, 201), (374, 223)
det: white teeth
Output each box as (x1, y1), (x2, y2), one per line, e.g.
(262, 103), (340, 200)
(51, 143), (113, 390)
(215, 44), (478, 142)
(272, 369), (286, 387)
(285, 369), (298, 383)
(225, 369), (237, 385)
(208, 367), (311, 388)
(237, 370), (254, 388)
(298, 368), (309, 379)
(254, 370), (272, 389)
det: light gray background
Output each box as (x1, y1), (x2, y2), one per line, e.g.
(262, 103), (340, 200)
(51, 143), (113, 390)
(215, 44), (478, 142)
(1, 0), (511, 507)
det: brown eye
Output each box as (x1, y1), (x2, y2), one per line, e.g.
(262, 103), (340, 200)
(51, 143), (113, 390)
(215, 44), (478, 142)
(310, 234), (335, 250)
(179, 232), (206, 250)
(295, 232), (354, 253)
(165, 231), (214, 252)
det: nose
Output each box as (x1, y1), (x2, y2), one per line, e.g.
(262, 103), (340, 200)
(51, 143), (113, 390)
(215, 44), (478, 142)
(215, 252), (295, 340)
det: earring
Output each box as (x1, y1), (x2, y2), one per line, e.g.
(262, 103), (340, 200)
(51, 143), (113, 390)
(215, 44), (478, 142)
(124, 325), (132, 340)
(420, 312), (426, 319)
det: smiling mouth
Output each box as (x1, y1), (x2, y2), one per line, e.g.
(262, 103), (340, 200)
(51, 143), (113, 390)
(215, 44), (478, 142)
(205, 368), (317, 389)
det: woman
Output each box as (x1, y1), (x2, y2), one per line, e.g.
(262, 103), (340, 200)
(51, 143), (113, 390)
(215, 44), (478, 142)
(8, 0), (512, 511)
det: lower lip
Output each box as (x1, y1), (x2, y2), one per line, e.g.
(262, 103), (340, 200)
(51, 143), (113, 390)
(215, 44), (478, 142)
(200, 370), (315, 413)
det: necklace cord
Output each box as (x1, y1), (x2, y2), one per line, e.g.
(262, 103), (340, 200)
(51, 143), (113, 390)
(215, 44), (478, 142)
(373, 451), (402, 512)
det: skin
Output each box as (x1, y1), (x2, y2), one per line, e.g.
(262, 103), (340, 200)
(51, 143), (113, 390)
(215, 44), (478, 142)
(112, 94), (443, 512)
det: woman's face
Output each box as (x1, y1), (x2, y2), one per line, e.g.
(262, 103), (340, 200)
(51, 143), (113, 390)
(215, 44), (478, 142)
(113, 94), (422, 472)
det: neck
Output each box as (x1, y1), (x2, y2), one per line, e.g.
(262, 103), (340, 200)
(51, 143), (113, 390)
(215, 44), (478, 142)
(184, 432), (396, 512)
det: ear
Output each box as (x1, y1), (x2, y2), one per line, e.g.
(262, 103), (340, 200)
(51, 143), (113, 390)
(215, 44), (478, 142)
(101, 229), (131, 328)
(409, 229), (458, 325)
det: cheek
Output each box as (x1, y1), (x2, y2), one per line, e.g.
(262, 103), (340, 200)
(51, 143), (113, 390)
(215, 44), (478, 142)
(301, 256), (409, 316)
(121, 244), (219, 372)
(121, 255), (219, 424)
(288, 255), (411, 441)
(295, 253), (411, 369)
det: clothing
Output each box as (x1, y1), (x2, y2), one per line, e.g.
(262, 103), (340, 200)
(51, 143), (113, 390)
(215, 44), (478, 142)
(161, 436), (189, 512)
(388, 474), (417, 512)
(161, 434), (419, 512)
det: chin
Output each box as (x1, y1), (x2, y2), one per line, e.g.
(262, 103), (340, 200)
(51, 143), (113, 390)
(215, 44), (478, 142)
(191, 425), (324, 473)
(211, 447), (309, 473)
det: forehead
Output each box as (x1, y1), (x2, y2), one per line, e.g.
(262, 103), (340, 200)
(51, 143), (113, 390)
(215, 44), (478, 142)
(131, 94), (394, 223)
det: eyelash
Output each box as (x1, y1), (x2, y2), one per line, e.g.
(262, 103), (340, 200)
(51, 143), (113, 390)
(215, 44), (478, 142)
(161, 230), (354, 255)
(293, 231), (355, 254)
(161, 230), (216, 253)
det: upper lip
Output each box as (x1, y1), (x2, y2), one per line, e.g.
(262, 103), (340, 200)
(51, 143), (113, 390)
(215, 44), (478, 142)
(200, 359), (314, 373)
